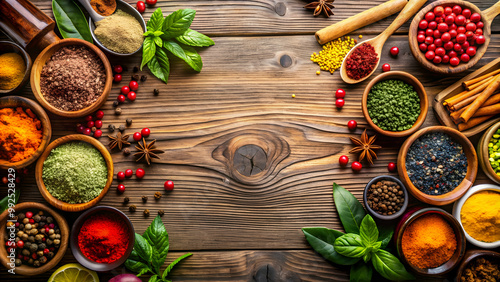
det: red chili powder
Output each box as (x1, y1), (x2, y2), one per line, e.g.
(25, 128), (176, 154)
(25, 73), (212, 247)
(345, 43), (379, 80)
(78, 212), (130, 263)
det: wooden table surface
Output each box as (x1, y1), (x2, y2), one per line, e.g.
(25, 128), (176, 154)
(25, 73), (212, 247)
(2, 0), (500, 281)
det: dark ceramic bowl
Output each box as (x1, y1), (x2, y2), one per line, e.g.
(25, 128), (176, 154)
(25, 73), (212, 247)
(70, 206), (135, 271)
(363, 175), (409, 221)
(455, 249), (500, 282)
(0, 41), (31, 95)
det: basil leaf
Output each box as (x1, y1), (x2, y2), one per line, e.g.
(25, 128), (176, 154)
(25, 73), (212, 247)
(162, 253), (192, 279)
(163, 40), (186, 59)
(125, 259), (151, 276)
(0, 188), (20, 214)
(149, 274), (159, 282)
(350, 261), (373, 282)
(372, 249), (415, 281)
(378, 224), (394, 249)
(154, 37), (163, 47)
(144, 31), (154, 36)
(52, 0), (93, 43)
(147, 8), (165, 32)
(302, 227), (359, 265)
(334, 234), (367, 258)
(153, 31), (164, 37)
(161, 9), (196, 39)
(179, 44), (203, 72)
(147, 48), (170, 84)
(371, 241), (382, 253)
(134, 233), (153, 265)
(175, 29), (214, 47)
(332, 183), (366, 234)
(128, 249), (141, 262)
(141, 36), (156, 70)
(362, 252), (372, 263)
(360, 214), (378, 246)
(143, 215), (170, 274)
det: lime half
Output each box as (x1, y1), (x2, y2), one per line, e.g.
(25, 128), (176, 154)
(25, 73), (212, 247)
(48, 263), (99, 282)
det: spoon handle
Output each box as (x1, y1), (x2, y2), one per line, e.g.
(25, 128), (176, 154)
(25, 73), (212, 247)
(483, 0), (500, 24)
(76, 0), (106, 22)
(379, 0), (427, 41)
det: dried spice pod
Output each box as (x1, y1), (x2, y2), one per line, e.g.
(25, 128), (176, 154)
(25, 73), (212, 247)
(349, 129), (381, 165)
(134, 138), (164, 165)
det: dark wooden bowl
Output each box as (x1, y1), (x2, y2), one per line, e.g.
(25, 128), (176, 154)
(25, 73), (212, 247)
(30, 38), (112, 118)
(455, 249), (500, 282)
(0, 202), (69, 276)
(0, 41), (31, 95)
(397, 126), (478, 205)
(362, 71), (428, 138)
(0, 96), (52, 170)
(396, 207), (466, 277)
(477, 122), (500, 184)
(409, 0), (500, 74)
(35, 134), (114, 212)
(364, 175), (409, 221)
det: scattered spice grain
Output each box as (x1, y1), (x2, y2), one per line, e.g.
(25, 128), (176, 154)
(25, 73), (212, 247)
(131, 74), (140, 81)
(366, 180), (404, 215)
(108, 124), (116, 132)
(153, 89), (160, 96)
(345, 43), (378, 80)
(154, 192), (162, 200)
(126, 118), (133, 126)
(158, 210), (164, 216)
(123, 197), (130, 204)
(142, 196), (148, 203)
(310, 36), (356, 74)
(143, 209), (150, 216)
(129, 205), (136, 212)
(115, 108), (122, 115)
(140, 75), (147, 82)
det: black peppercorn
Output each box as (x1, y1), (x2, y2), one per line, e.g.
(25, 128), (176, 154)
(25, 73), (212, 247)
(18, 213), (25, 220)
(140, 75), (147, 82)
(153, 89), (160, 95)
(115, 108), (122, 115)
(143, 209), (150, 216)
(123, 148), (131, 155)
(113, 100), (119, 107)
(123, 197), (130, 204)
(119, 125), (126, 132)
(46, 217), (53, 224)
(129, 205), (136, 212)
(126, 118), (133, 126)
(33, 215), (41, 222)
(39, 256), (47, 264)
(154, 192), (162, 200)
(33, 260), (40, 267)
(108, 124), (116, 132)
(123, 65), (129, 72)
(142, 196), (148, 203)
(158, 209), (165, 216)
(133, 66), (139, 72)
(15, 259), (22, 267)
(131, 74), (140, 81)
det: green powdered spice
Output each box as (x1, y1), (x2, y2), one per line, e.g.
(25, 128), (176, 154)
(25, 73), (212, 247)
(42, 141), (108, 204)
(94, 9), (143, 54)
(367, 79), (421, 131)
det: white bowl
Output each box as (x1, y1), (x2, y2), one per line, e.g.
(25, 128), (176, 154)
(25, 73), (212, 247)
(452, 184), (500, 248)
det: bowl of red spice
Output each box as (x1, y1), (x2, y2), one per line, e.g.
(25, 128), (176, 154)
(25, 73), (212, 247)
(30, 38), (112, 118)
(396, 207), (466, 277)
(0, 96), (52, 170)
(70, 205), (135, 271)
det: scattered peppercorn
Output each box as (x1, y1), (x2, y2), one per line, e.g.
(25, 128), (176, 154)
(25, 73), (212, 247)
(129, 205), (136, 212)
(366, 180), (405, 216)
(158, 210), (164, 216)
(140, 75), (147, 82)
(115, 108), (122, 115)
(133, 66), (139, 72)
(310, 36), (356, 74)
(143, 209), (150, 216)
(154, 192), (162, 200)
(119, 125), (126, 132)
(142, 196), (148, 203)
(113, 101), (119, 108)
(153, 89), (160, 95)
(123, 197), (130, 204)
(108, 124), (116, 132)
(126, 118), (133, 126)
(123, 148), (131, 155)
(131, 74), (140, 81)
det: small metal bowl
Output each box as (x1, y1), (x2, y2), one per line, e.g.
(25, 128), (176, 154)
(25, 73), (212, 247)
(70, 206), (135, 271)
(0, 41), (31, 95)
(363, 175), (409, 221)
(89, 0), (146, 56)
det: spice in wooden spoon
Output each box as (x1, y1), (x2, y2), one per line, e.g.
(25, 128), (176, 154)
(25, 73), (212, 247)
(91, 0), (116, 17)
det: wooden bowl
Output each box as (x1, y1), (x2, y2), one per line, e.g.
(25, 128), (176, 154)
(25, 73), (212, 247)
(0, 41), (31, 95)
(363, 175), (409, 221)
(362, 71), (428, 138)
(455, 249), (500, 281)
(35, 134), (114, 212)
(397, 126), (478, 205)
(0, 96), (52, 170)
(396, 207), (466, 276)
(477, 122), (500, 184)
(409, 0), (500, 74)
(0, 202), (69, 276)
(30, 38), (112, 118)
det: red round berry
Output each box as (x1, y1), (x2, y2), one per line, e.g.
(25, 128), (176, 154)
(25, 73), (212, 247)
(29, 218), (34, 224)
(117, 94), (126, 103)
(76, 125), (84, 133)
(433, 55), (442, 64)
(95, 110), (104, 119)
(427, 44), (436, 52)
(450, 56), (460, 66)
(164, 180), (174, 191)
(442, 55), (450, 63)
(419, 43), (427, 52)
(127, 91), (136, 101)
(113, 65), (123, 73)
(16, 241), (24, 249)
(121, 86), (130, 95)
(470, 13), (481, 23)
(424, 36), (434, 45)
(146, 0), (157, 5)
(129, 81), (139, 91)
(43, 248), (50, 255)
(87, 121), (94, 128)
(95, 120), (103, 129)
(434, 6), (444, 17)
(113, 74), (122, 83)
(117, 184), (125, 193)
(339, 155), (349, 167)
(335, 88), (346, 99)
(390, 46), (399, 56)
(83, 128), (92, 135)
(435, 47), (446, 57)
(141, 128), (151, 137)
(136, 1), (146, 13)
(417, 34), (425, 43)
(335, 98), (345, 109)
(425, 50), (435, 61)
(117, 171), (125, 181)
(476, 35), (486, 45)
(26, 211), (33, 218)
(452, 5), (462, 15)
(460, 53), (470, 63)
(462, 8), (471, 18)
(351, 161), (362, 172)
(85, 115), (93, 122)
(437, 23), (448, 33)
(477, 21), (484, 29)
(425, 12), (435, 22)
(428, 21), (437, 30)
(466, 46), (476, 57)
(418, 20), (428, 30)
(455, 15), (466, 26)
(387, 162), (396, 172)
(382, 63), (390, 72)
(125, 169), (134, 178)
(93, 129), (102, 138)
(133, 132), (142, 141)
(136, 168), (145, 179)
(347, 120), (357, 131)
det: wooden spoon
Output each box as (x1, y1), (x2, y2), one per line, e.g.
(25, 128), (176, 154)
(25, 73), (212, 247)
(340, 0), (428, 84)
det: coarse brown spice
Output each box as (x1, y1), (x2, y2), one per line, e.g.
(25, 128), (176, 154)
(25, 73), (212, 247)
(128, 205), (136, 212)
(366, 180), (404, 215)
(154, 192), (162, 200)
(461, 257), (500, 282)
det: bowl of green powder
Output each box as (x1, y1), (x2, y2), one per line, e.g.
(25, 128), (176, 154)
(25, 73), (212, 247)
(35, 134), (114, 212)
(362, 71), (428, 138)
(89, 0), (146, 56)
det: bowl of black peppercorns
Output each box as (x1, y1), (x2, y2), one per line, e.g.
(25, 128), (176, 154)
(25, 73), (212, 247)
(364, 175), (409, 221)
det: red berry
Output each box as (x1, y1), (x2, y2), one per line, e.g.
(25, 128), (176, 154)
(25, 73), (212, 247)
(433, 30), (441, 39)
(425, 50), (435, 61)
(26, 211), (33, 218)
(129, 81), (139, 91)
(454, 43), (462, 52)
(335, 89), (346, 99)
(476, 35), (486, 45)
(133, 132), (142, 141)
(351, 161), (362, 171)
(141, 128), (151, 137)
(455, 15), (466, 26)
(83, 128), (91, 135)
(428, 44), (436, 52)
(460, 53), (470, 63)
(477, 21), (484, 29)
(113, 74), (122, 83)
(419, 43), (427, 52)
(466, 46), (476, 57)
(387, 162), (396, 172)
(16, 241), (24, 249)
(417, 34), (425, 43)
(85, 115), (93, 122)
(382, 63), (390, 72)
(452, 5), (462, 15)
(164, 180), (174, 191)
(418, 30), (425, 36)
(425, 12), (435, 22)
(462, 8), (471, 18)
(43, 248), (49, 255)
(117, 94), (126, 103)
(87, 121), (94, 128)
(117, 171), (125, 181)
(449, 29), (457, 38)
(433, 55), (442, 64)
(95, 120), (103, 129)
(95, 110), (104, 119)
(76, 125), (84, 133)
(437, 23), (448, 33)
(470, 13), (481, 23)
(428, 21), (437, 30)
(136, 168), (145, 179)
(125, 169), (134, 178)
(339, 155), (349, 167)
(127, 91), (136, 101)
(49, 223), (55, 229)
(31, 253), (37, 260)
(444, 6), (452, 16)
(462, 41), (470, 50)
(136, 1), (146, 13)
(449, 50), (458, 58)
(347, 120), (357, 130)
(434, 6), (444, 17)
(435, 47), (446, 57)
(466, 22), (476, 31)
(465, 31), (475, 40)
(445, 15), (455, 25)
(456, 33), (467, 44)
(442, 55), (450, 63)
(146, 0), (157, 5)
(29, 218), (34, 224)
(335, 98), (345, 108)
(418, 20), (428, 30)
(434, 38), (443, 47)
(93, 129), (102, 138)
(117, 184), (125, 193)
(457, 26), (466, 34)
(425, 36), (434, 45)
(113, 65), (123, 73)
(476, 28), (483, 35)
(390, 46), (399, 56)
(121, 86), (130, 95)
(450, 56), (460, 66)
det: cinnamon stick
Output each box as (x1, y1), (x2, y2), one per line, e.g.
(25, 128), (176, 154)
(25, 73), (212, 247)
(460, 75), (500, 123)
(462, 68), (500, 89)
(445, 80), (493, 108)
(458, 115), (494, 131)
(451, 92), (500, 123)
(466, 75), (496, 91)
(450, 93), (480, 111)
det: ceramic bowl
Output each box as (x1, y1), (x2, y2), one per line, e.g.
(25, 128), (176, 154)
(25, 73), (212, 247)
(30, 38), (112, 118)
(0, 41), (31, 95)
(362, 71), (428, 138)
(452, 184), (500, 248)
(70, 206), (135, 271)
(88, 0), (146, 56)
(396, 207), (466, 276)
(363, 175), (409, 221)
(477, 121), (500, 184)
(397, 126), (477, 205)
(455, 249), (500, 281)
(0, 202), (69, 276)
(0, 96), (52, 170)
(35, 134), (114, 212)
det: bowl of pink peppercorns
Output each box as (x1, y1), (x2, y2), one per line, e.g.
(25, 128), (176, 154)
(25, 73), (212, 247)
(409, 0), (492, 74)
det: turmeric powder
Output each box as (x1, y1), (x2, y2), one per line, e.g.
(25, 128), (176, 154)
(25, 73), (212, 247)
(0, 53), (26, 90)
(461, 190), (500, 243)
(0, 107), (42, 162)
(402, 213), (457, 269)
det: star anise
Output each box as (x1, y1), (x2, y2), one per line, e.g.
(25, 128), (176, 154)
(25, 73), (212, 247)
(108, 132), (130, 150)
(349, 129), (381, 165)
(134, 138), (165, 165)
(304, 0), (335, 17)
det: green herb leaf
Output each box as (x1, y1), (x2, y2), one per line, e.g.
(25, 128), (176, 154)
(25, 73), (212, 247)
(162, 253), (192, 279)
(125, 259), (151, 276)
(302, 227), (360, 265)
(134, 233), (153, 265)
(154, 37), (163, 47)
(144, 31), (154, 37)
(371, 241), (382, 253)
(179, 44), (203, 72)
(175, 29), (214, 47)
(362, 252), (372, 263)
(153, 31), (164, 37)
(0, 188), (20, 214)
(147, 48), (170, 84)
(372, 249), (415, 281)
(334, 234), (367, 258)
(149, 274), (159, 282)
(141, 37), (156, 70)
(350, 260), (373, 282)
(161, 9), (196, 39)
(360, 215), (378, 247)
(143, 215), (170, 274)
(52, 0), (93, 43)
(332, 183), (366, 234)
(147, 8), (165, 32)
(378, 224), (394, 249)
(163, 40), (186, 60)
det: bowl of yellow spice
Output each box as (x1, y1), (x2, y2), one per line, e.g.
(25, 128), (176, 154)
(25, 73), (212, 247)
(0, 41), (31, 95)
(453, 184), (500, 249)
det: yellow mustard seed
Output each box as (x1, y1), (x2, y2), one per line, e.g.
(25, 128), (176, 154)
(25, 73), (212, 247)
(310, 36), (356, 74)
(359, 35), (363, 39)
(316, 70), (321, 75)
(292, 94), (296, 98)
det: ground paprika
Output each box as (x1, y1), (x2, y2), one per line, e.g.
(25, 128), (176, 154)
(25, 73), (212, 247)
(345, 43), (378, 80)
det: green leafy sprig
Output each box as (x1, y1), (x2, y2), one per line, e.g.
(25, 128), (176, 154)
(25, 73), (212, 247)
(125, 215), (192, 282)
(52, 0), (93, 43)
(141, 8), (214, 84)
(302, 183), (415, 281)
